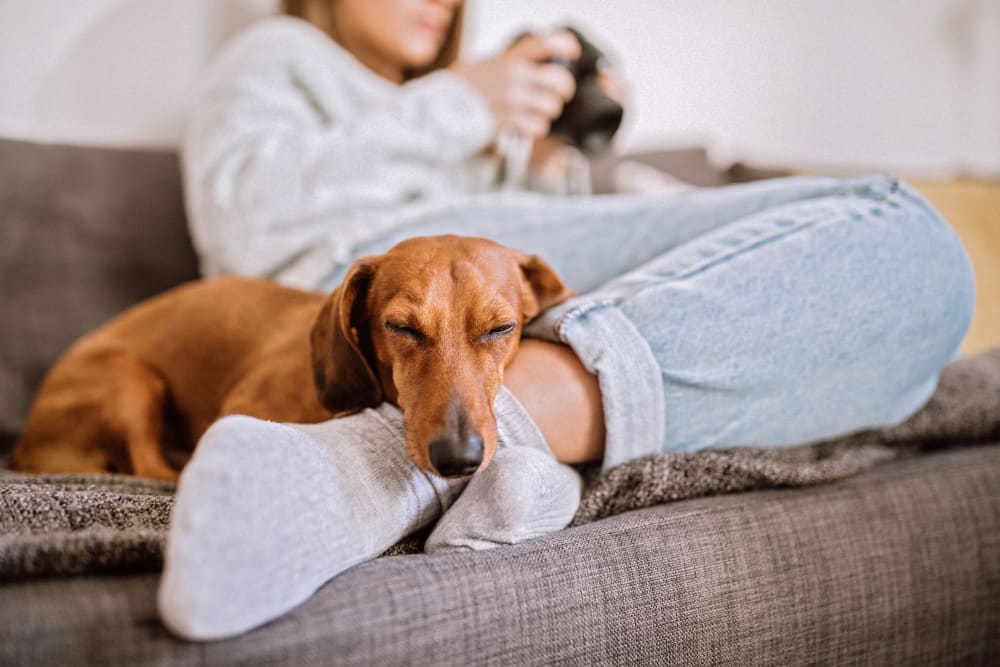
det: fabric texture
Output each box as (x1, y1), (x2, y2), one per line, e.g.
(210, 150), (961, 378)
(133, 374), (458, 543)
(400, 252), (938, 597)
(0, 474), (174, 578)
(0, 139), (199, 448)
(1, 444), (998, 666)
(3, 347), (998, 581)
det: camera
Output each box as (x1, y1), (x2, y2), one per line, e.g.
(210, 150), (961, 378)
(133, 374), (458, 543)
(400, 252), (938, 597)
(548, 26), (624, 153)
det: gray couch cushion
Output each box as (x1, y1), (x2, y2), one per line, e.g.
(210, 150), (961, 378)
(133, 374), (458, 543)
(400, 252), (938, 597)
(0, 139), (199, 448)
(2, 444), (997, 665)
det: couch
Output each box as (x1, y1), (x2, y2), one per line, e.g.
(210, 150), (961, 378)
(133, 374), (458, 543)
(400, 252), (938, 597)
(1, 137), (998, 665)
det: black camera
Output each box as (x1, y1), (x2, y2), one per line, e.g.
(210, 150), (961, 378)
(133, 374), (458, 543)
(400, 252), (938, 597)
(548, 26), (624, 153)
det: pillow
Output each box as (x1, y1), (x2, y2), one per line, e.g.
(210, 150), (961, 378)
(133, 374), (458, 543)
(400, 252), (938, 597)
(0, 138), (199, 450)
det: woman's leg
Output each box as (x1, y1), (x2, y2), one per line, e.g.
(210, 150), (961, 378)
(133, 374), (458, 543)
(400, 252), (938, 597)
(503, 338), (606, 463)
(326, 175), (902, 293)
(512, 176), (974, 468)
(159, 176), (974, 637)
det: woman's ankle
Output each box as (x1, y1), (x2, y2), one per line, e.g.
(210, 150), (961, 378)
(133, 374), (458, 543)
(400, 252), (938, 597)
(503, 338), (606, 464)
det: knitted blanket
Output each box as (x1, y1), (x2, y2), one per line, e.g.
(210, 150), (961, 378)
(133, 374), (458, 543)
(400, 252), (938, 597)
(3, 348), (999, 579)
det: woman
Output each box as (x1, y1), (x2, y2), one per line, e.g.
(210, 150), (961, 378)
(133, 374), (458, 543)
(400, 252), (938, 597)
(162, 0), (975, 640)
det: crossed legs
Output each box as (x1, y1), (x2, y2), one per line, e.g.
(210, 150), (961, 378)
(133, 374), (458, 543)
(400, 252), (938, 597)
(160, 175), (974, 640)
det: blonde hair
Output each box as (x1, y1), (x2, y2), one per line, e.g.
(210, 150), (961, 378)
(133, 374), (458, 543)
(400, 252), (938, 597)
(282, 0), (465, 81)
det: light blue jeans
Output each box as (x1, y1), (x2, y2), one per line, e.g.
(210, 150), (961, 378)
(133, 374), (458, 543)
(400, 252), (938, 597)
(339, 175), (975, 468)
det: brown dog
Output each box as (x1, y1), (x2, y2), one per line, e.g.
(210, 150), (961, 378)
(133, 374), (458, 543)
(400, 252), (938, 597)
(12, 235), (571, 481)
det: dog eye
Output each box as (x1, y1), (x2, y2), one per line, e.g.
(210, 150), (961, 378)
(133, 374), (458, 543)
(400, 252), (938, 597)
(385, 321), (426, 342)
(480, 322), (516, 341)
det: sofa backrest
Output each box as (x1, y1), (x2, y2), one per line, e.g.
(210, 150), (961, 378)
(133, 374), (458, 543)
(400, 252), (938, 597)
(0, 138), (200, 450)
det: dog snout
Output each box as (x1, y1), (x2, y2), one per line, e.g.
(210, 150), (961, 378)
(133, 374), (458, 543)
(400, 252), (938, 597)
(428, 433), (484, 478)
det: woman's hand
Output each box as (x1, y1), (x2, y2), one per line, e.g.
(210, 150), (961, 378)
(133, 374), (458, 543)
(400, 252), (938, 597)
(451, 30), (581, 140)
(527, 65), (629, 174)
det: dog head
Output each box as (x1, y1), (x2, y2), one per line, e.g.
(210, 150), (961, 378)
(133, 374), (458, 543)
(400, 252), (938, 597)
(310, 235), (571, 478)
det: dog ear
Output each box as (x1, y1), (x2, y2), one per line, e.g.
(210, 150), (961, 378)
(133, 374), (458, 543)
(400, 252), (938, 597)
(518, 253), (574, 321)
(310, 259), (383, 414)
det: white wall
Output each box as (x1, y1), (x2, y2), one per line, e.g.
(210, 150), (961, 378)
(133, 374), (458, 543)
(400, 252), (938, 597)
(466, 0), (1000, 178)
(0, 0), (272, 146)
(1, 0), (998, 177)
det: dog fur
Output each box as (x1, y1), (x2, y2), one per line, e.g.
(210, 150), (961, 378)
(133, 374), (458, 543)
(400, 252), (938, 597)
(12, 235), (570, 481)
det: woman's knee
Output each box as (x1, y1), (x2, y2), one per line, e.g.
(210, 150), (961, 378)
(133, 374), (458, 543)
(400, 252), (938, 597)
(828, 177), (974, 423)
(886, 178), (975, 353)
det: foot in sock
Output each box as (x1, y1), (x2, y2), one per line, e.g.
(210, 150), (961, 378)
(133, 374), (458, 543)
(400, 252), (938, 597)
(158, 404), (464, 641)
(159, 395), (583, 640)
(425, 446), (583, 553)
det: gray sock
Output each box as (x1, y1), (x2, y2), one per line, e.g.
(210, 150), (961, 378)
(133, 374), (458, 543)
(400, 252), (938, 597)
(158, 405), (463, 641)
(159, 389), (581, 641)
(425, 445), (582, 553)
(425, 388), (582, 553)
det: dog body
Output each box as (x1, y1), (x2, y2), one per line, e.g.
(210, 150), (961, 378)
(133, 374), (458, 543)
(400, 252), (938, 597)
(13, 278), (331, 479)
(12, 236), (570, 481)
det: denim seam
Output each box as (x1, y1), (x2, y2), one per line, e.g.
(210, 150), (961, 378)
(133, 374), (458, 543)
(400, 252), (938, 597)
(545, 196), (886, 336)
(557, 307), (666, 470)
(552, 299), (617, 340)
(548, 218), (822, 330)
(621, 202), (877, 306)
(667, 220), (820, 285)
(842, 174), (899, 202)
(562, 226), (829, 310)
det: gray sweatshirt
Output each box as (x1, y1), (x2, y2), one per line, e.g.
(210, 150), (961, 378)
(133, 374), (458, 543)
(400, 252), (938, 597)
(183, 16), (550, 289)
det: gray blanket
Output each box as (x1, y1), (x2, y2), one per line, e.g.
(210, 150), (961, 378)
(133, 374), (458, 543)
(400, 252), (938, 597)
(3, 349), (999, 579)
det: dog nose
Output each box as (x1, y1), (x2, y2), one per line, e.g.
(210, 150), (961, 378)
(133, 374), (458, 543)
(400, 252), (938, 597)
(428, 434), (484, 478)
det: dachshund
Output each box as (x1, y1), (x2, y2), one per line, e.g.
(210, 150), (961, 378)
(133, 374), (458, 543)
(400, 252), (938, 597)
(11, 235), (571, 481)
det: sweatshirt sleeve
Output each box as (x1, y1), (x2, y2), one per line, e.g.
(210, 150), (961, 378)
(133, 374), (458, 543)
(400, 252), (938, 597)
(181, 20), (496, 283)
